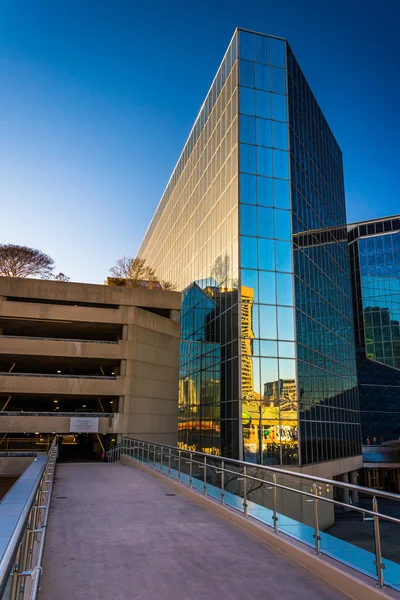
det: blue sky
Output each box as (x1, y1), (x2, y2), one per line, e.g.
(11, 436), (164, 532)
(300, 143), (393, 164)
(0, 0), (398, 283)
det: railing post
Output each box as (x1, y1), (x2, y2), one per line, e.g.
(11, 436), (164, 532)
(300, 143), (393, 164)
(272, 473), (278, 533)
(153, 445), (156, 469)
(312, 483), (321, 554)
(141, 443), (145, 463)
(160, 447), (163, 472)
(203, 457), (207, 495)
(243, 465), (247, 516)
(147, 444), (150, 464)
(189, 453), (193, 488)
(178, 450), (181, 482)
(168, 449), (172, 477)
(221, 460), (225, 504)
(372, 496), (385, 588)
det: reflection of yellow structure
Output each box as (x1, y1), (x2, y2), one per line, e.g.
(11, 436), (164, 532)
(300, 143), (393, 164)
(179, 378), (197, 407)
(241, 286), (256, 399)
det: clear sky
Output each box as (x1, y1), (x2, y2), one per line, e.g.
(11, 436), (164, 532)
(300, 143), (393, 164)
(0, 0), (398, 283)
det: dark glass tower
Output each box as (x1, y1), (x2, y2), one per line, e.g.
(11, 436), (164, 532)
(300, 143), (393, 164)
(348, 215), (400, 446)
(138, 29), (361, 468)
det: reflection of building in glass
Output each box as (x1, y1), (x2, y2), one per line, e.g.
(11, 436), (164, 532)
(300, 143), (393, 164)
(138, 29), (361, 472)
(348, 216), (400, 448)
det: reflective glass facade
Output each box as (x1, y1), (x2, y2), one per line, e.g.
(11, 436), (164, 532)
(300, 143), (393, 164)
(138, 28), (361, 465)
(349, 216), (400, 444)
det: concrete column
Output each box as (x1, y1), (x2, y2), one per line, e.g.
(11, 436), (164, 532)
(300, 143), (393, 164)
(122, 324), (129, 340)
(349, 470), (359, 504)
(170, 309), (180, 323)
(341, 472), (350, 506)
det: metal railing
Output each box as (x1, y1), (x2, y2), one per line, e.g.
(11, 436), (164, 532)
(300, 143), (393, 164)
(107, 438), (400, 591)
(0, 437), (58, 599)
(0, 373), (116, 380)
(0, 437), (53, 455)
(0, 412), (114, 418)
(0, 335), (118, 344)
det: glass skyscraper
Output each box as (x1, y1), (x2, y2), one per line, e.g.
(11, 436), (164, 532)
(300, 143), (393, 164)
(138, 29), (361, 468)
(348, 216), (400, 446)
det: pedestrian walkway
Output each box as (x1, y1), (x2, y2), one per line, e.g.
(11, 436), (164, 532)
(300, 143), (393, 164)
(39, 463), (346, 600)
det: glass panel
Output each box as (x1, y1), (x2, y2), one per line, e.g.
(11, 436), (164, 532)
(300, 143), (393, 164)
(279, 359), (296, 379)
(240, 59), (255, 87)
(257, 147), (273, 177)
(259, 270), (276, 304)
(241, 236), (258, 268)
(272, 93), (287, 121)
(271, 67), (286, 94)
(240, 204), (257, 236)
(240, 31), (255, 60)
(258, 239), (275, 271)
(259, 306), (277, 339)
(273, 150), (289, 179)
(275, 241), (292, 272)
(241, 269), (258, 302)
(255, 34), (270, 64)
(240, 115), (256, 144)
(271, 38), (286, 67)
(240, 174), (257, 204)
(276, 272), (293, 305)
(273, 121), (288, 150)
(258, 206), (275, 239)
(274, 178), (290, 209)
(260, 340), (278, 356)
(257, 176), (273, 207)
(255, 63), (270, 91)
(240, 87), (256, 115)
(277, 307), (295, 340)
(279, 342), (295, 358)
(240, 144), (256, 174)
(256, 118), (272, 148)
(255, 90), (271, 119)
(275, 209), (291, 240)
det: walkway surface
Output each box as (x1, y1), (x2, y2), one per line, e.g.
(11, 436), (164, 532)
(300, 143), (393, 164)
(39, 463), (346, 600)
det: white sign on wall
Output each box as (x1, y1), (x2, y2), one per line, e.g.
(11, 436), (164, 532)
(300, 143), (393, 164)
(70, 417), (99, 433)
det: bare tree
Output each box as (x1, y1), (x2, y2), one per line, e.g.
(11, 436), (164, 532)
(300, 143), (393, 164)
(0, 244), (69, 281)
(0, 244), (55, 278)
(107, 256), (176, 290)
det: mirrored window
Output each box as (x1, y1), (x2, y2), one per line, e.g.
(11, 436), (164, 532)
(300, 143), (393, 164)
(271, 38), (286, 67)
(256, 118), (272, 147)
(258, 238), (275, 271)
(240, 115), (256, 144)
(258, 206), (275, 238)
(240, 144), (256, 174)
(257, 176), (273, 206)
(259, 270), (276, 304)
(273, 150), (289, 179)
(260, 340), (278, 356)
(256, 63), (270, 91)
(241, 269), (258, 301)
(240, 31), (255, 60)
(257, 147), (273, 177)
(240, 204), (257, 236)
(240, 174), (257, 204)
(279, 342), (295, 358)
(271, 67), (286, 94)
(261, 358), (278, 387)
(273, 121), (288, 150)
(255, 90), (271, 118)
(278, 307), (295, 340)
(272, 93), (287, 121)
(259, 306), (277, 339)
(241, 236), (258, 269)
(275, 209), (291, 240)
(275, 241), (292, 272)
(276, 272), (293, 305)
(274, 178), (290, 209)
(240, 59), (255, 87)
(279, 359), (295, 379)
(256, 34), (270, 64)
(240, 87), (256, 115)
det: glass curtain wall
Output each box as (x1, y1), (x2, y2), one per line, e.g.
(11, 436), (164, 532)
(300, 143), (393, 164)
(238, 30), (297, 465)
(137, 33), (241, 457)
(287, 48), (361, 465)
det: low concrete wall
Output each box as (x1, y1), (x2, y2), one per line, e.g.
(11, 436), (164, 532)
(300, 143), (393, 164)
(0, 457), (35, 476)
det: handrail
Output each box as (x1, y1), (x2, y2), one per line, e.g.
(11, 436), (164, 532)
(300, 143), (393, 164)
(120, 437), (400, 501)
(0, 412), (114, 418)
(0, 437), (58, 599)
(0, 373), (116, 380)
(107, 436), (400, 591)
